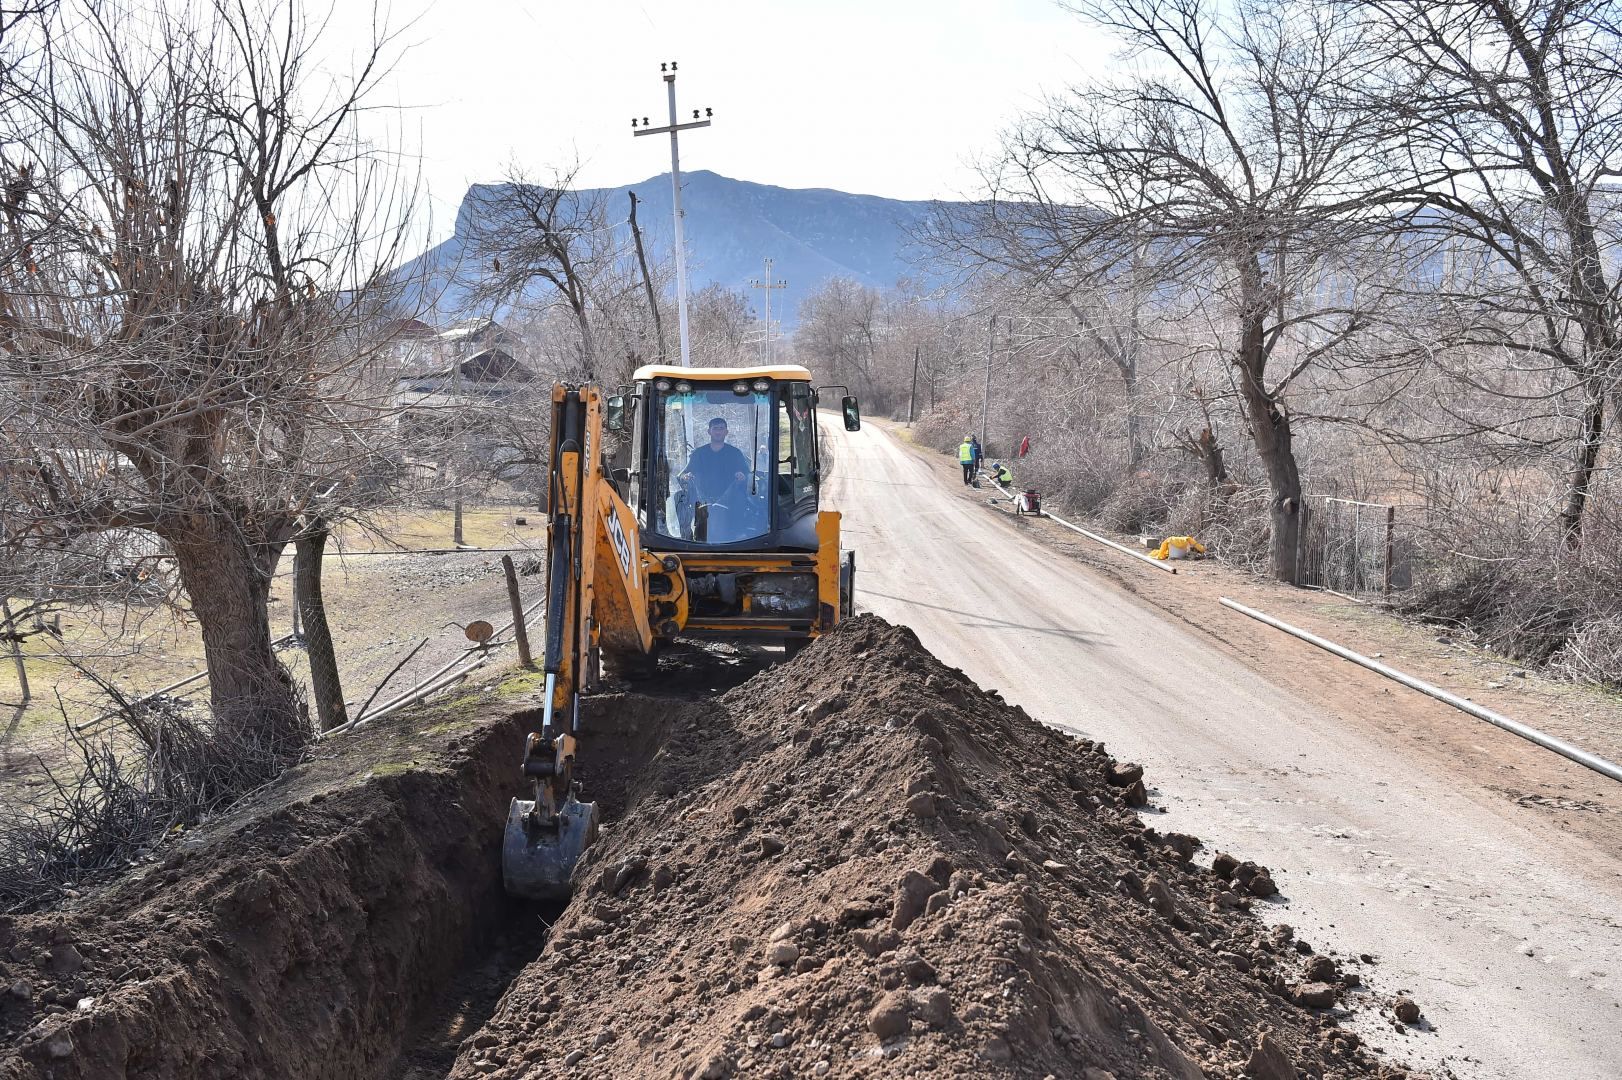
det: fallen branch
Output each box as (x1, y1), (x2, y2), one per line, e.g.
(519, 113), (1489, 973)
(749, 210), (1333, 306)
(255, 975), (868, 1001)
(354, 637), (429, 722)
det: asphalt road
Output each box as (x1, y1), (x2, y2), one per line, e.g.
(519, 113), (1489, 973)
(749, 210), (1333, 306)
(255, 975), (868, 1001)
(823, 420), (1622, 1080)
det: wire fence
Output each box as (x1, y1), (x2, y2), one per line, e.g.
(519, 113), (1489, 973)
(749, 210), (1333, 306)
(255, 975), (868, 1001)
(1298, 496), (1415, 600)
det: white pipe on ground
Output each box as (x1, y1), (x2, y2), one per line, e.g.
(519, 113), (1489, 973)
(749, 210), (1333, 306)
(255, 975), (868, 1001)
(1041, 509), (1178, 575)
(1219, 596), (1622, 785)
(324, 595), (546, 738)
(985, 473), (1176, 574)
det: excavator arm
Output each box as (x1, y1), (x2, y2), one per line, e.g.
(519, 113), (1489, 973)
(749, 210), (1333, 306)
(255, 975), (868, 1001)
(503, 385), (668, 899)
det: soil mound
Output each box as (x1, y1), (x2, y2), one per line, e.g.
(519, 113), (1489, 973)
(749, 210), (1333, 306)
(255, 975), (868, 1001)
(448, 615), (1407, 1079)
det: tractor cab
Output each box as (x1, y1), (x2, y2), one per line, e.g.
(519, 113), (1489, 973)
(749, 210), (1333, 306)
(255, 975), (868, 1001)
(612, 365), (858, 552)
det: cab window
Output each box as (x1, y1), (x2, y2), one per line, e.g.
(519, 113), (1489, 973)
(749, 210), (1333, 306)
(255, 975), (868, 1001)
(649, 387), (771, 545)
(776, 383), (818, 518)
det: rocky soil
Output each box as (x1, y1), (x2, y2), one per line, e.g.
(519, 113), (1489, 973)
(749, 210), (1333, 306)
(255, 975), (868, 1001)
(0, 680), (538, 1080)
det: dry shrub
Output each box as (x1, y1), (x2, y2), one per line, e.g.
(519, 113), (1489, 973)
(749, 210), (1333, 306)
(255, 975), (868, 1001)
(912, 404), (976, 455)
(0, 678), (310, 912)
(1398, 562), (1580, 663)
(1183, 484), (1274, 573)
(1011, 452), (1119, 516)
(1397, 550), (1622, 688)
(1096, 471), (1189, 533)
(1557, 615), (1622, 688)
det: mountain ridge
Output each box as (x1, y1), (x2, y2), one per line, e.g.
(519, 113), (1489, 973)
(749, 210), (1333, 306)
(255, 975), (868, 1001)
(393, 170), (953, 327)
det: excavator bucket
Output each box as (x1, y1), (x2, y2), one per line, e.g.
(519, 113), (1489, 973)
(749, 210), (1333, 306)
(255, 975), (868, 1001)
(502, 794), (600, 900)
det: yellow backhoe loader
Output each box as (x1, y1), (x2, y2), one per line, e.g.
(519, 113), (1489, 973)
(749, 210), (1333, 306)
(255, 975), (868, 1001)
(502, 364), (861, 899)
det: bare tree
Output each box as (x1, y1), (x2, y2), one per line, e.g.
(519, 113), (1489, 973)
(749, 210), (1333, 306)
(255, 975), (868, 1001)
(795, 277), (886, 403)
(989, 0), (1388, 581)
(688, 283), (755, 366)
(920, 171), (1163, 467)
(1349, 0), (1622, 547)
(0, 0), (415, 744)
(459, 163), (628, 381)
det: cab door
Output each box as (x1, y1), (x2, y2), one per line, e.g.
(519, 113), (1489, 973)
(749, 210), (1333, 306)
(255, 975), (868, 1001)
(777, 383), (820, 530)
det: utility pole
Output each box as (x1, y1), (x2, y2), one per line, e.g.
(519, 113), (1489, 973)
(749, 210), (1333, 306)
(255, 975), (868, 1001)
(748, 258), (787, 365)
(908, 344), (920, 426)
(627, 191), (666, 362)
(633, 62), (712, 368)
(982, 315), (996, 450)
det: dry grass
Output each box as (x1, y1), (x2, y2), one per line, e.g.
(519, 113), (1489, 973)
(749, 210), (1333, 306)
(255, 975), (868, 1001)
(0, 684), (311, 912)
(0, 504), (542, 737)
(337, 506), (545, 551)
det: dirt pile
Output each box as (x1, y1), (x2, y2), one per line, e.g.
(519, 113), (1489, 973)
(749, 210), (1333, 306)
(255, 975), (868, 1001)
(1, 617), (1418, 1079)
(447, 616), (1410, 1079)
(0, 694), (536, 1080)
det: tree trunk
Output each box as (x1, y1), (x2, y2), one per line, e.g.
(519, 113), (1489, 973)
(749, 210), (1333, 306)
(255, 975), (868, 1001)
(628, 191), (667, 362)
(1558, 382), (1606, 549)
(295, 520), (347, 731)
(168, 523), (307, 748)
(1258, 416), (1304, 584)
(570, 293), (597, 381)
(1233, 265), (1304, 584)
(1123, 358), (1145, 469)
(1194, 428), (1229, 489)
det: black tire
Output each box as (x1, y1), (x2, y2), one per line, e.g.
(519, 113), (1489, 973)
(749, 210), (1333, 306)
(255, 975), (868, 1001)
(783, 638), (810, 659)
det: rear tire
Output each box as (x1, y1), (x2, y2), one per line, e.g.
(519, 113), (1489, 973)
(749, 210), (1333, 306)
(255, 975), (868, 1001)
(783, 638), (810, 659)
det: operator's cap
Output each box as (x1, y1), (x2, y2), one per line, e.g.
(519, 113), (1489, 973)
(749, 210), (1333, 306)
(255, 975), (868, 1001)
(709, 417), (727, 428)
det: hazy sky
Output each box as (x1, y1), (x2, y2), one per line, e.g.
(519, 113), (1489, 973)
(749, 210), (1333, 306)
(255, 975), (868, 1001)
(333, 0), (1112, 242)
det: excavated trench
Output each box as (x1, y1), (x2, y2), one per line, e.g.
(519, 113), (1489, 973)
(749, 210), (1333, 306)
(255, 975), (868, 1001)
(393, 691), (701, 1079)
(0, 656), (749, 1080)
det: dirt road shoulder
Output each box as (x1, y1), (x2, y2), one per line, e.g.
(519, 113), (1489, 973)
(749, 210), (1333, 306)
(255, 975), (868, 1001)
(877, 421), (1622, 858)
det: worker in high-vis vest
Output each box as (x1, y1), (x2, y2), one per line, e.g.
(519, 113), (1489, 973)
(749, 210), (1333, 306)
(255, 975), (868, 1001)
(958, 437), (977, 485)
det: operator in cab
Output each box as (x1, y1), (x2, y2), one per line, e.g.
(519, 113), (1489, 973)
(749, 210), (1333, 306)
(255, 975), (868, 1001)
(679, 417), (755, 541)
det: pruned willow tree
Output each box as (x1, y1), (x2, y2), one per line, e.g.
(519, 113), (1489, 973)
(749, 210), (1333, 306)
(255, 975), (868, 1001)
(975, 0), (1393, 582)
(0, 0), (416, 747)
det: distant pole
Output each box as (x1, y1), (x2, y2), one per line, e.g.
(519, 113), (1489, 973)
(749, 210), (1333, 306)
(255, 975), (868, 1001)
(748, 258), (787, 365)
(628, 191), (667, 362)
(1384, 504), (1396, 597)
(908, 345), (919, 426)
(982, 315), (996, 450)
(633, 62), (713, 368)
(2, 598), (29, 704)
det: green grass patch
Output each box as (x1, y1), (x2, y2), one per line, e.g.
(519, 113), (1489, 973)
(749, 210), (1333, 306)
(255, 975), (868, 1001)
(496, 668), (546, 696)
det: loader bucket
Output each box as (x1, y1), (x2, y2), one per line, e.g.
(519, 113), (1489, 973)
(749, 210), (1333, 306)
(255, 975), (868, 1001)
(502, 795), (600, 900)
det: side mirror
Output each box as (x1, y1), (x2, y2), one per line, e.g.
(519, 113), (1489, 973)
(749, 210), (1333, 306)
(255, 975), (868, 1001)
(605, 395), (627, 432)
(841, 396), (861, 432)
